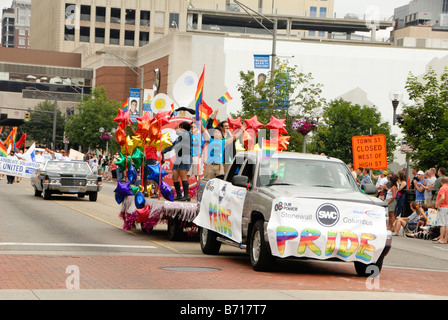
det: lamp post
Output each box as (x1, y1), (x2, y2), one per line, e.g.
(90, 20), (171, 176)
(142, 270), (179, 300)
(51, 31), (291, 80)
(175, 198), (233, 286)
(389, 90), (403, 125)
(99, 127), (116, 156)
(96, 50), (144, 116)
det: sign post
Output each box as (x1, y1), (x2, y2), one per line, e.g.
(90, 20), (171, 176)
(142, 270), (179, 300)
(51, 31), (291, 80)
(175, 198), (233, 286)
(352, 134), (388, 170)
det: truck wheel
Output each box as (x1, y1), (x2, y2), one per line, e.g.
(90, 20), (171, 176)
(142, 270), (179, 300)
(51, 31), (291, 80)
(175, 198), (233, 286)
(43, 188), (52, 200)
(354, 256), (384, 277)
(167, 216), (183, 241)
(199, 227), (221, 255)
(89, 192), (98, 202)
(249, 219), (275, 271)
(34, 187), (42, 197)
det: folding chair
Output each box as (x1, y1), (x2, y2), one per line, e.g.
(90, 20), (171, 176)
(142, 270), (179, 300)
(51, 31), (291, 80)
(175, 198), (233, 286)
(403, 221), (418, 236)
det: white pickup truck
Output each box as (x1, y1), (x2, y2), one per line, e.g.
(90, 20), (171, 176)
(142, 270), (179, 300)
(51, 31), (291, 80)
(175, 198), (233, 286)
(194, 151), (392, 277)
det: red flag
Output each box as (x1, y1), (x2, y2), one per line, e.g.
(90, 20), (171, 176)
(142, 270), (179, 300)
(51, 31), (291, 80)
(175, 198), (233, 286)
(16, 133), (27, 149)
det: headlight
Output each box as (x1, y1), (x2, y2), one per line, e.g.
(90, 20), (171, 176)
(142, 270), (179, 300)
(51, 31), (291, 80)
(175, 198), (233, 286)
(51, 179), (60, 184)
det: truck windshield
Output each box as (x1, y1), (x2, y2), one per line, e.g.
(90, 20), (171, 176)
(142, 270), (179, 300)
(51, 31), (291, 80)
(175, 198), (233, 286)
(259, 158), (358, 191)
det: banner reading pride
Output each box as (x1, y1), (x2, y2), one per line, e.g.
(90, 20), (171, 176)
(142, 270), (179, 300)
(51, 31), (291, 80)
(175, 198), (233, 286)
(267, 197), (388, 264)
(0, 157), (42, 178)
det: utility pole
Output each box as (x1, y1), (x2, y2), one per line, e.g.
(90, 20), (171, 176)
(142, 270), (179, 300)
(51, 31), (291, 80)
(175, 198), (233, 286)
(234, 0), (278, 73)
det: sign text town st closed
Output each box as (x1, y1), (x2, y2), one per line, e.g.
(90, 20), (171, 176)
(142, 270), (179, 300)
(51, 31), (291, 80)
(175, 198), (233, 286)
(352, 134), (387, 170)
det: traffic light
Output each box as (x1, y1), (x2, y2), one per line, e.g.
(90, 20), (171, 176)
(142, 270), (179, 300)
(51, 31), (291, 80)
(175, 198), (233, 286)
(25, 112), (30, 122)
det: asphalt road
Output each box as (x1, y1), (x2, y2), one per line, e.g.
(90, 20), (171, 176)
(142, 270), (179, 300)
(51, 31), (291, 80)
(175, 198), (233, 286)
(1, 177), (447, 301)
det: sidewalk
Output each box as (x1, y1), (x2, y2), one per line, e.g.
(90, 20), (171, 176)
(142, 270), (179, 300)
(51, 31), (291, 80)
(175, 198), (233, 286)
(1, 289), (445, 300)
(1, 254), (447, 300)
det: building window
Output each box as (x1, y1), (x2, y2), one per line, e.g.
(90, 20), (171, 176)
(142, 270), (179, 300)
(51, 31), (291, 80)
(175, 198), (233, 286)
(64, 26), (75, 41)
(110, 29), (120, 45)
(310, 7), (317, 17)
(320, 7), (327, 18)
(444, 0), (448, 13)
(96, 6), (106, 22)
(111, 8), (121, 24)
(140, 31), (149, 46)
(416, 38), (426, 48)
(19, 38), (25, 46)
(80, 26), (90, 42)
(125, 9), (136, 25)
(125, 30), (135, 46)
(95, 28), (105, 43)
(81, 5), (91, 21)
(318, 31), (325, 37)
(140, 10), (150, 26)
(309, 30), (316, 36)
(155, 12), (165, 28)
(169, 13), (179, 28)
(65, 3), (76, 32)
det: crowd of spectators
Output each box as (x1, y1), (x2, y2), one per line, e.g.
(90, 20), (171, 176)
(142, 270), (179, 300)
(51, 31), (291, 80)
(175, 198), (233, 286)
(349, 164), (447, 244)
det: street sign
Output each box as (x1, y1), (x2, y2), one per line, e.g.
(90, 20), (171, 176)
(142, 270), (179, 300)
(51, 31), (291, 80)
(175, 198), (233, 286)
(8, 109), (25, 119)
(352, 134), (388, 170)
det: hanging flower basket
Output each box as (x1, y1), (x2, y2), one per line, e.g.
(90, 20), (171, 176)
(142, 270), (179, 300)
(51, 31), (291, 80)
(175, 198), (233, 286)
(292, 118), (318, 135)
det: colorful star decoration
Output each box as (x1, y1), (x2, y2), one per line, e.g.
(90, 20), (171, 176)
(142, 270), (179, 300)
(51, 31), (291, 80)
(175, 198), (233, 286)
(265, 116), (288, 135)
(244, 115), (264, 131)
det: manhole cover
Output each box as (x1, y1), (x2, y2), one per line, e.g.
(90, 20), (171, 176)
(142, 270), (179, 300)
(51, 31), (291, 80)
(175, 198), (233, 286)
(160, 266), (221, 272)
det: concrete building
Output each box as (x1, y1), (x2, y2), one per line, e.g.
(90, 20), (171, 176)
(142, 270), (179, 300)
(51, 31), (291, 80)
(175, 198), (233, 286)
(0, 46), (93, 118)
(1, 0), (31, 49)
(1, 8), (15, 48)
(393, 0), (448, 49)
(30, 0), (377, 54)
(30, 0), (189, 52)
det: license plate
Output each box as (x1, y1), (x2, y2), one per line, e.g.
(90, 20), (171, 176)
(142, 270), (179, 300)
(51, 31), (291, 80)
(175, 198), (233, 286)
(69, 187), (78, 193)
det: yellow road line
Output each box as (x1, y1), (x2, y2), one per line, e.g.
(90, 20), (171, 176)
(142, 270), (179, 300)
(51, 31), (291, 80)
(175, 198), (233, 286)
(21, 183), (180, 253)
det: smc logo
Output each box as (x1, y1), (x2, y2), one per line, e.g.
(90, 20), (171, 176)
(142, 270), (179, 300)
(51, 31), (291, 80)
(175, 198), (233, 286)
(316, 203), (340, 227)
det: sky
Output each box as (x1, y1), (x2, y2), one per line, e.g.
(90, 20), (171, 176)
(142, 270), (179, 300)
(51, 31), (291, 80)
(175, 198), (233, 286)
(333, 0), (410, 19)
(0, 0), (412, 42)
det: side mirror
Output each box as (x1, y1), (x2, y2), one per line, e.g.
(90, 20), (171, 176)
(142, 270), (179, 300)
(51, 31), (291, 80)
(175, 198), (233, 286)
(361, 183), (376, 195)
(232, 175), (249, 188)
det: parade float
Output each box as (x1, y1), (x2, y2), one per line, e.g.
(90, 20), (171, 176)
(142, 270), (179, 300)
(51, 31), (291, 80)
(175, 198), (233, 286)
(113, 69), (291, 240)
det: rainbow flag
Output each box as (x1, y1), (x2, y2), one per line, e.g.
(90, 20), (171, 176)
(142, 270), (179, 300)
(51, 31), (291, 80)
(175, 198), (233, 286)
(195, 66), (205, 123)
(0, 141), (7, 157)
(200, 101), (219, 128)
(194, 66), (218, 127)
(262, 139), (277, 158)
(3, 127), (17, 150)
(218, 92), (233, 105)
(121, 99), (129, 112)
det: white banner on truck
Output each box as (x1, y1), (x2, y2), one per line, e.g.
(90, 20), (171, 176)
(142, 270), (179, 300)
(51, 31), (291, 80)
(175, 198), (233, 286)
(194, 179), (247, 243)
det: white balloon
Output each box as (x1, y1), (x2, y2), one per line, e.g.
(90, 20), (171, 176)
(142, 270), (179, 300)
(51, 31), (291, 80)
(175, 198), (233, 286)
(151, 93), (174, 114)
(173, 71), (198, 108)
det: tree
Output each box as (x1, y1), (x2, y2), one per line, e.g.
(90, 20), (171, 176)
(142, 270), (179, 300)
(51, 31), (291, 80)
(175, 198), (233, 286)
(65, 87), (121, 152)
(20, 100), (66, 148)
(235, 60), (327, 151)
(398, 67), (448, 169)
(310, 99), (398, 164)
